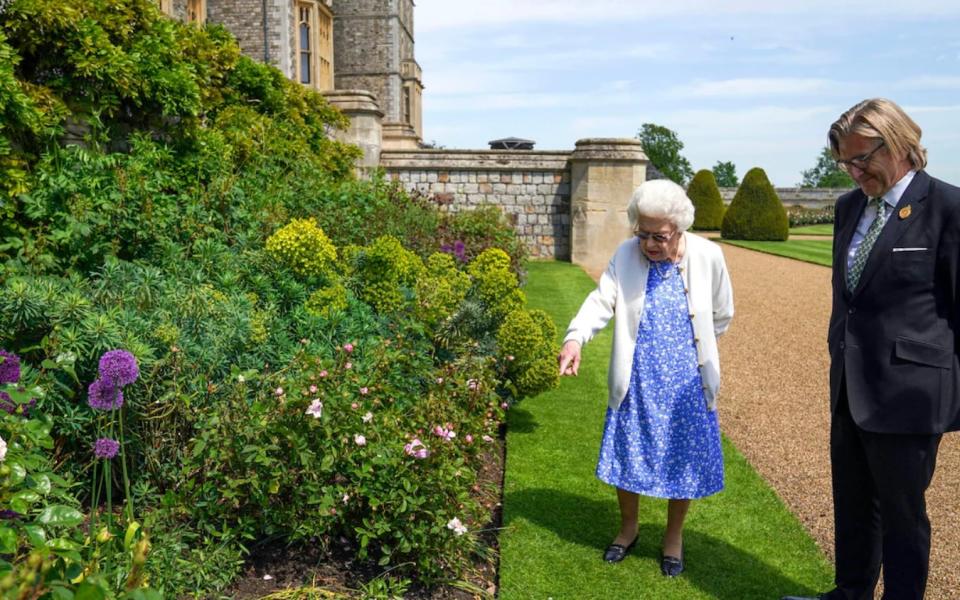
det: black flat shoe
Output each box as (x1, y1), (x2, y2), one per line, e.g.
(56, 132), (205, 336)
(602, 536), (637, 563)
(660, 550), (684, 577)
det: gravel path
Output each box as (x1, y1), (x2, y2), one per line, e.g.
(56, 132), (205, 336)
(716, 242), (960, 599)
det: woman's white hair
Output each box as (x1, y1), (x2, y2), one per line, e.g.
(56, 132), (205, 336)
(626, 179), (695, 234)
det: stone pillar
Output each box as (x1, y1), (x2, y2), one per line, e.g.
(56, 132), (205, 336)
(381, 121), (422, 151)
(322, 89), (384, 175)
(568, 138), (648, 278)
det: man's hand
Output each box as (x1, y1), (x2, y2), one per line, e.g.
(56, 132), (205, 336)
(557, 340), (582, 376)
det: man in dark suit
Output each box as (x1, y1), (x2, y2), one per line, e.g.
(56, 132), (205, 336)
(783, 98), (960, 600)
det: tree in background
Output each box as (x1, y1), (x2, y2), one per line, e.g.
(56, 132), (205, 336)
(636, 123), (694, 185)
(721, 167), (789, 241)
(800, 146), (855, 188)
(687, 169), (726, 230)
(712, 161), (739, 187)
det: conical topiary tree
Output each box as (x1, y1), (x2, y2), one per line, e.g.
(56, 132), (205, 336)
(721, 167), (789, 240)
(687, 169), (726, 230)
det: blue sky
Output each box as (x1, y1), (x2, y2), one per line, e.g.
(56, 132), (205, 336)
(414, 1), (960, 187)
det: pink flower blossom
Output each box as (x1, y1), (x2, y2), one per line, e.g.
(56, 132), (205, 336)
(306, 399), (323, 419)
(465, 434), (474, 444)
(501, 402), (509, 410)
(359, 387), (369, 395)
(482, 435), (494, 443)
(351, 402), (359, 410)
(275, 387), (284, 396)
(404, 438), (429, 459)
(354, 434), (366, 446)
(467, 379), (479, 391)
(507, 355), (515, 361)
(343, 343), (354, 353)
(342, 493), (350, 504)
(436, 377), (443, 384)
(362, 411), (373, 423)
(345, 362), (352, 370)
(309, 385), (318, 393)
(446, 517), (467, 536)
(433, 425), (456, 441)
(319, 370), (328, 378)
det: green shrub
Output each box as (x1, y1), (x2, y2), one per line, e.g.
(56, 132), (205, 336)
(467, 248), (526, 321)
(687, 169), (726, 230)
(415, 252), (471, 329)
(346, 235), (425, 313)
(265, 217), (337, 280)
(721, 167), (789, 241)
(496, 308), (560, 400)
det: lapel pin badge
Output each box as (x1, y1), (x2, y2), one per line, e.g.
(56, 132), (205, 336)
(899, 205), (912, 220)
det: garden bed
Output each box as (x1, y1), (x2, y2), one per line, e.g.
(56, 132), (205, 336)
(227, 439), (505, 599)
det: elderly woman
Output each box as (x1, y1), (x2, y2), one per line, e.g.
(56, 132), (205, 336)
(557, 179), (734, 576)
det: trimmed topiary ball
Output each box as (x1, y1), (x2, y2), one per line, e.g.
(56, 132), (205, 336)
(721, 167), (789, 241)
(687, 169), (726, 230)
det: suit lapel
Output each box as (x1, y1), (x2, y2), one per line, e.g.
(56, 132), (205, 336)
(852, 171), (931, 295)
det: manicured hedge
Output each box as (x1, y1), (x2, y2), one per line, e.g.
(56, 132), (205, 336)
(688, 169), (725, 230)
(721, 167), (789, 241)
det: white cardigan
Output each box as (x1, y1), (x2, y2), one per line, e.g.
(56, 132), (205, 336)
(563, 233), (734, 411)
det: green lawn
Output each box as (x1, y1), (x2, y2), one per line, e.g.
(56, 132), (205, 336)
(498, 261), (833, 599)
(788, 224), (834, 236)
(720, 239), (832, 267)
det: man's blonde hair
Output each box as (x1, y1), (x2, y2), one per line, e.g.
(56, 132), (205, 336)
(828, 98), (927, 170)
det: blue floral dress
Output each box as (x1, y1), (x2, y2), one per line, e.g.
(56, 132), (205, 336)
(595, 260), (724, 499)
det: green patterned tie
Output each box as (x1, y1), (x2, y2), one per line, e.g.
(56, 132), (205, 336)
(846, 197), (888, 291)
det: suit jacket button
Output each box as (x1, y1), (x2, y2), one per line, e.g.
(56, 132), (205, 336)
(848, 307), (855, 314)
(839, 341), (846, 350)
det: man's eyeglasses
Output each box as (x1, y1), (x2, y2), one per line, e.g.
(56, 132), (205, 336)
(835, 139), (885, 173)
(636, 229), (678, 244)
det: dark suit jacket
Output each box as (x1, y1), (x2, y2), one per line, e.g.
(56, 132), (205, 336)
(828, 170), (960, 434)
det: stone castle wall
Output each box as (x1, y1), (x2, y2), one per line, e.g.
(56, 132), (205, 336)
(380, 150), (573, 259)
(720, 187), (846, 208)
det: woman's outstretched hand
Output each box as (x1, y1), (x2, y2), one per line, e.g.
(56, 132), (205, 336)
(558, 340), (582, 376)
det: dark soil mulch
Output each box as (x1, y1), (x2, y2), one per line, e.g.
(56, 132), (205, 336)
(226, 438), (505, 599)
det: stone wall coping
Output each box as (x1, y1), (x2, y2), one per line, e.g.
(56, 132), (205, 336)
(380, 148), (572, 171)
(322, 89), (384, 116)
(570, 137), (648, 162)
(719, 186), (852, 208)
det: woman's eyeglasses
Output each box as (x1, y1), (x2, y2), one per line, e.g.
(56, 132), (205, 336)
(636, 229), (678, 244)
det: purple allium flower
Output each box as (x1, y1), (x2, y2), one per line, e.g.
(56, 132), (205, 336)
(87, 378), (124, 411)
(97, 350), (139, 387)
(0, 350), (21, 384)
(94, 437), (120, 459)
(0, 509), (21, 520)
(453, 240), (467, 262)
